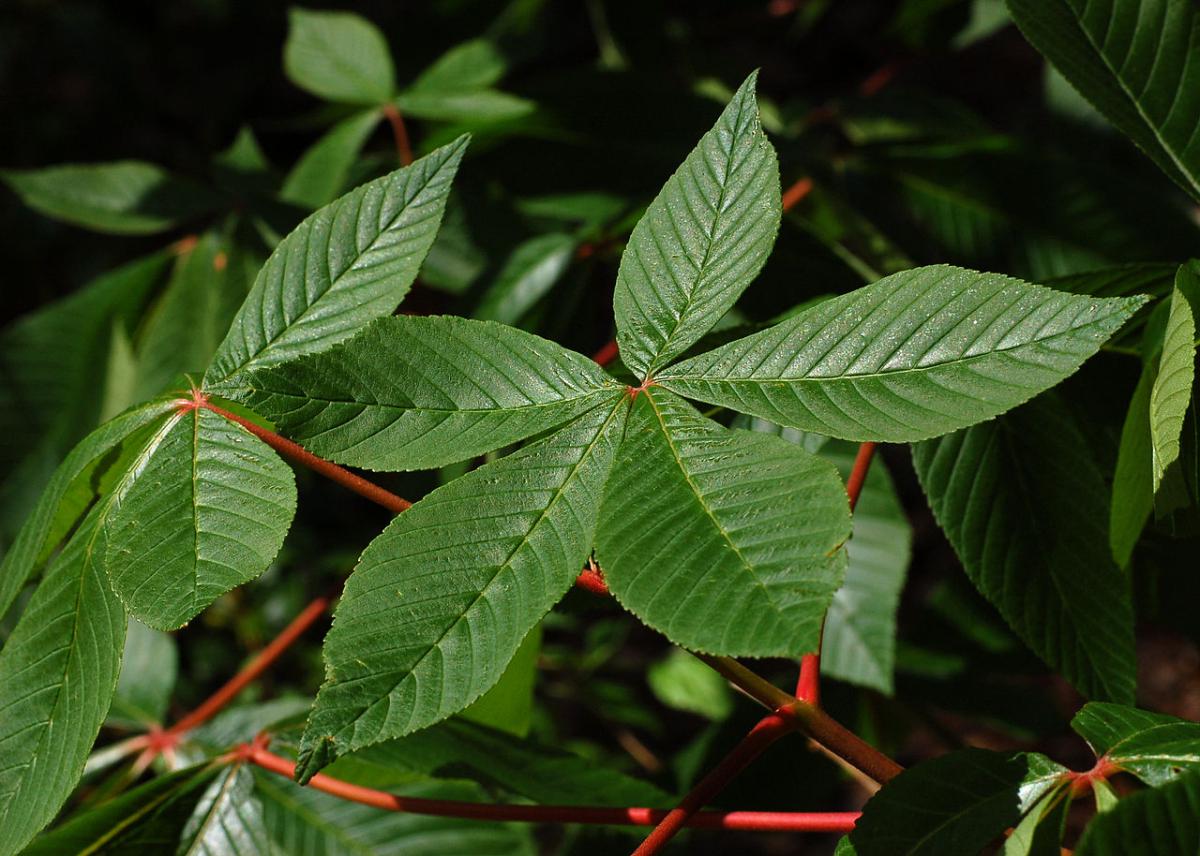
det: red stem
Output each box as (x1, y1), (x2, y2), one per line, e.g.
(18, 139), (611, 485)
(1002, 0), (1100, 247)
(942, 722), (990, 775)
(796, 654), (821, 704)
(194, 399), (411, 514)
(845, 442), (877, 514)
(781, 177), (814, 212)
(632, 713), (794, 854)
(244, 743), (857, 832)
(168, 595), (331, 736)
(381, 104), (413, 166)
(592, 339), (620, 367)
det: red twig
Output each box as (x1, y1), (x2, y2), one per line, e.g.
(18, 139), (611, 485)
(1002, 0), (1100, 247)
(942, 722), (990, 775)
(633, 713), (795, 854)
(845, 442), (877, 514)
(781, 177), (814, 212)
(243, 742), (858, 832)
(188, 397), (411, 514)
(381, 104), (413, 166)
(592, 339), (621, 367)
(167, 595), (332, 736)
(575, 563), (611, 595)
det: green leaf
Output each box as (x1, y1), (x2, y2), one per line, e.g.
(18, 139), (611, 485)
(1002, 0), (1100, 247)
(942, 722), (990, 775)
(595, 388), (850, 657)
(325, 718), (671, 807)
(135, 231), (258, 400)
(239, 315), (617, 470)
(1, 161), (217, 234)
(613, 71), (781, 379)
(20, 765), (220, 855)
(104, 406), (297, 630)
(1110, 363), (1156, 566)
(460, 624), (541, 738)
(474, 233), (578, 324)
(283, 8), (395, 105)
(1150, 262), (1200, 490)
(1005, 0), (1200, 200)
(177, 763), (270, 856)
(257, 774), (535, 855)
(661, 265), (1144, 442)
(297, 399), (627, 781)
(0, 399), (176, 619)
(1076, 769), (1200, 855)
(1072, 702), (1200, 787)
(280, 110), (383, 209)
(848, 748), (1066, 856)
(204, 136), (468, 390)
(1001, 783), (1070, 856)
(913, 393), (1137, 702)
(395, 90), (535, 124)
(107, 618), (178, 728)
(819, 441), (912, 694)
(410, 39), (507, 93)
(0, 515), (126, 856)
(647, 648), (733, 720)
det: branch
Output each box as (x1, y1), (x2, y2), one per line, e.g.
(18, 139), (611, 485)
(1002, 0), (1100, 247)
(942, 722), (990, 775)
(241, 741), (859, 833)
(632, 714), (793, 855)
(381, 104), (414, 166)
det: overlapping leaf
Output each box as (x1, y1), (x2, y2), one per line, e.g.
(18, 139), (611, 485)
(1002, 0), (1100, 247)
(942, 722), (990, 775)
(397, 39), (534, 123)
(283, 8), (395, 105)
(1, 161), (217, 234)
(1110, 363), (1156, 566)
(204, 136), (467, 389)
(849, 749), (1066, 856)
(297, 398), (627, 781)
(661, 265), (1143, 442)
(474, 233), (578, 324)
(108, 619), (178, 728)
(1006, 0), (1200, 200)
(595, 388), (850, 657)
(104, 406), (297, 630)
(913, 393), (1136, 702)
(1076, 769), (1200, 855)
(0, 515), (126, 856)
(177, 763), (270, 855)
(281, 110), (383, 209)
(1072, 703), (1200, 787)
(613, 71), (781, 378)
(240, 316), (618, 470)
(1150, 262), (1200, 490)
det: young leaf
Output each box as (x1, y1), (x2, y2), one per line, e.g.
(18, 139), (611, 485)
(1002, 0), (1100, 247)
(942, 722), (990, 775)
(819, 440), (912, 694)
(660, 265), (1144, 442)
(0, 399), (176, 619)
(1110, 363), (1156, 566)
(204, 136), (468, 390)
(913, 393), (1137, 702)
(297, 399), (627, 781)
(1, 161), (216, 234)
(848, 749), (1066, 855)
(280, 110), (383, 209)
(256, 775), (536, 855)
(104, 406), (297, 630)
(1005, 0), (1200, 200)
(613, 71), (781, 379)
(595, 388), (850, 658)
(1150, 262), (1200, 490)
(283, 8), (395, 105)
(177, 763), (270, 855)
(1076, 769), (1200, 855)
(239, 315), (619, 470)
(19, 766), (220, 856)
(1071, 703), (1200, 787)
(0, 515), (126, 856)
(325, 718), (671, 807)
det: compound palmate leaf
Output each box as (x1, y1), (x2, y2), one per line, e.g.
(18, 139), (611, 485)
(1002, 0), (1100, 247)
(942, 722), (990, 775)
(661, 265), (1144, 442)
(104, 406), (297, 630)
(0, 515), (125, 856)
(595, 388), (850, 657)
(240, 315), (619, 470)
(297, 397), (627, 781)
(1072, 702), (1200, 787)
(1076, 769), (1200, 856)
(614, 71), (781, 379)
(849, 748), (1067, 856)
(204, 136), (467, 390)
(913, 393), (1137, 702)
(1006, 0), (1200, 201)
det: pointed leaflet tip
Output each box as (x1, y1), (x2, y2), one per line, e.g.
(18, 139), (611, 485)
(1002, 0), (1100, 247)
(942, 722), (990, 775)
(612, 68), (781, 380)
